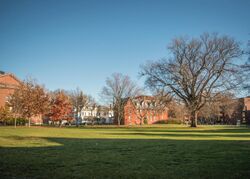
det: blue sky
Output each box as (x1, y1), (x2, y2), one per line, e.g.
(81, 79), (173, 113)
(1, 0), (250, 101)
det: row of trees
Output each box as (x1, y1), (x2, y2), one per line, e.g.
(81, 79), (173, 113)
(100, 73), (243, 126)
(101, 33), (249, 127)
(100, 73), (171, 125)
(0, 79), (96, 127)
(1, 33), (248, 127)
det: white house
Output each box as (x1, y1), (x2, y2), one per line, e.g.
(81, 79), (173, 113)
(79, 105), (114, 124)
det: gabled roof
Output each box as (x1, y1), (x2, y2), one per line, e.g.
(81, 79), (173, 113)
(0, 73), (22, 83)
(0, 73), (21, 89)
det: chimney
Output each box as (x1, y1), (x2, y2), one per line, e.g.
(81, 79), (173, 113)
(0, 71), (5, 75)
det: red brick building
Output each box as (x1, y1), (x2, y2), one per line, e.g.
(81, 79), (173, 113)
(114, 96), (168, 125)
(0, 72), (20, 107)
(238, 96), (250, 124)
(0, 72), (42, 124)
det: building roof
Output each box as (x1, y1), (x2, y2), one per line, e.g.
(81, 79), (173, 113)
(0, 73), (21, 89)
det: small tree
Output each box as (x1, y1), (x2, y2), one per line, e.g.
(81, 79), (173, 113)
(48, 90), (73, 127)
(167, 99), (187, 122)
(141, 33), (243, 127)
(9, 79), (49, 127)
(101, 73), (141, 125)
(69, 88), (89, 126)
(199, 93), (239, 124)
(0, 105), (13, 126)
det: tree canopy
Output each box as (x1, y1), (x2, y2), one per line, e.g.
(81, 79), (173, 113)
(9, 79), (49, 127)
(141, 33), (244, 127)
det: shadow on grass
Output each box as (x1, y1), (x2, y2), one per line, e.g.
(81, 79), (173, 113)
(125, 127), (250, 134)
(0, 136), (250, 179)
(74, 126), (250, 135)
(105, 132), (250, 138)
(99, 127), (250, 139)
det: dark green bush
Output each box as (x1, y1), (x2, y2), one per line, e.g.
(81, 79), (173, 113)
(166, 118), (183, 124)
(0, 118), (28, 126)
(154, 118), (183, 124)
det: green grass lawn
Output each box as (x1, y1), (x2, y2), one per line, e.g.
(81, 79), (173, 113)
(0, 125), (250, 178)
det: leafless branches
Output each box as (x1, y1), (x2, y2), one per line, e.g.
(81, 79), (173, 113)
(101, 73), (142, 125)
(141, 33), (243, 127)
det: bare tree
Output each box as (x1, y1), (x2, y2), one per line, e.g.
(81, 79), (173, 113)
(199, 92), (239, 124)
(247, 37), (250, 60)
(242, 38), (250, 91)
(101, 73), (141, 125)
(69, 88), (89, 126)
(141, 33), (243, 127)
(167, 99), (188, 123)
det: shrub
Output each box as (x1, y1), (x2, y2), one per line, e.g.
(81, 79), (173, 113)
(151, 118), (184, 125)
(0, 117), (28, 126)
(166, 118), (183, 124)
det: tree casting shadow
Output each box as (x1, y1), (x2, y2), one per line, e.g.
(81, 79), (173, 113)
(0, 136), (250, 179)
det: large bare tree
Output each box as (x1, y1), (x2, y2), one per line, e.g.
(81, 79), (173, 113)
(141, 33), (243, 127)
(243, 38), (250, 91)
(101, 73), (141, 125)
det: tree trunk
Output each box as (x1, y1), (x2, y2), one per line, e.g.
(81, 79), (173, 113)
(14, 118), (17, 128)
(117, 105), (121, 126)
(190, 111), (198, 127)
(76, 108), (79, 127)
(117, 115), (120, 126)
(28, 118), (31, 127)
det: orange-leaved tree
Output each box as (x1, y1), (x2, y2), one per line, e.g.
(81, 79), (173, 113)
(48, 90), (73, 126)
(9, 79), (49, 127)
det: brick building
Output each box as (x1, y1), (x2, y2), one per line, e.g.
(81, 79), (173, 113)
(219, 96), (250, 125)
(0, 72), (42, 124)
(0, 72), (20, 107)
(238, 96), (250, 124)
(114, 96), (168, 125)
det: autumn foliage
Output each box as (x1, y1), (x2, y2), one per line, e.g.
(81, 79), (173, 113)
(9, 79), (49, 127)
(48, 90), (73, 126)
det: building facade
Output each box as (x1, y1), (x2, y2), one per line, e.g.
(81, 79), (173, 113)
(0, 72), (42, 124)
(0, 72), (20, 107)
(79, 105), (114, 124)
(238, 96), (250, 124)
(114, 96), (168, 125)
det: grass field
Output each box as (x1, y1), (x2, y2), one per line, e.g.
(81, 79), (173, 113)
(0, 125), (250, 178)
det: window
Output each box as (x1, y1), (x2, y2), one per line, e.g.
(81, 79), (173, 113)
(5, 96), (10, 102)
